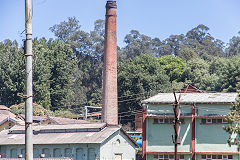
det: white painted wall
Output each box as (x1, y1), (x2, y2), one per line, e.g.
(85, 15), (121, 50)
(100, 130), (136, 160)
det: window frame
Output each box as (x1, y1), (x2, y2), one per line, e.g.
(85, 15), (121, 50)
(153, 118), (185, 124)
(201, 118), (230, 125)
(201, 154), (233, 160)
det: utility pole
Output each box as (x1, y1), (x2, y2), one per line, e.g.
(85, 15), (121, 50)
(84, 106), (102, 119)
(25, 0), (33, 160)
(173, 92), (181, 160)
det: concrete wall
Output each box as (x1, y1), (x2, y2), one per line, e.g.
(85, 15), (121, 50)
(100, 130), (136, 160)
(0, 144), (100, 160)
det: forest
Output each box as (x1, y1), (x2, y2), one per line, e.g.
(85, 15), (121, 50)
(1, 17), (240, 123)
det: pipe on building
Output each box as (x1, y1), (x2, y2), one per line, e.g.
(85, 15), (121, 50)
(142, 104), (147, 160)
(191, 104), (196, 160)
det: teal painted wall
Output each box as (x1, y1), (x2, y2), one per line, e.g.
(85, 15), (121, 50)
(1, 144), (100, 160)
(146, 103), (238, 159)
(195, 154), (238, 160)
(195, 104), (238, 153)
(146, 153), (191, 160)
(146, 104), (192, 153)
(0, 131), (136, 160)
(196, 104), (230, 116)
(147, 104), (192, 116)
(146, 117), (192, 152)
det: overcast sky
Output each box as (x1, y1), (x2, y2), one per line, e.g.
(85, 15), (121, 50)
(1, 0), (240, 47)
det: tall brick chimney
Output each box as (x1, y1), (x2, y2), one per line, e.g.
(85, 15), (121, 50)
(102, 0), (118, 125)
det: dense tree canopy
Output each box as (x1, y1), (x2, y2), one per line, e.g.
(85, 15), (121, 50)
(118, 54), (171, 123)
(1, 17), (240, 124)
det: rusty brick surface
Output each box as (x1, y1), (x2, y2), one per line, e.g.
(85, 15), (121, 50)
(102, 1), (118, 125)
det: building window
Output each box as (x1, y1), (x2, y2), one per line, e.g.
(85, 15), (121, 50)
(154, 154), (184, 160)
(10, 148), (17, 158)
(42, 148), (50, 158)
(53, 148), (62, 157)
(116, 139), (121, 146)
(179, 155), (184, 160)
(153, 118), (184, 124)
(76, 148), (84, 160)
(64, 148), (72, 157)
(206, 119), (212, 124)
(201, 118), (229, 124)
(201, 154), (233, 160)
(88, 148), (96, 160)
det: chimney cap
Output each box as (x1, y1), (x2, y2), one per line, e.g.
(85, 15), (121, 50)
(106, 1), (117, 9)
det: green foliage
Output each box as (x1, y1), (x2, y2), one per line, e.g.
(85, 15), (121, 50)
(178, 48), (199, 61)
(53, 108), (78, 118)
(224, 94), (240, 146)
(181, 58), (220, 91)
(157, 55), (186, 82)
(49, 17), (81, 42)
(118, 54), (171, 123)
(3, 18), (240, 122)
(10, 103), (53, 116)
(48, 40), (77, 109)
(33, 38), (52, 109)
(0, 40), (25, 106)
(219, 56), (240, 92)
(49, 17), (105, 107)
(120, 30), (153, 59)
(226, 36), (240, 57)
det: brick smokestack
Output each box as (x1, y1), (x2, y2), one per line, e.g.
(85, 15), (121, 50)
(102, 0), (118, 125)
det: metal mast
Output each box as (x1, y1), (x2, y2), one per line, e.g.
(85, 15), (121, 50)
(25, 0), (33, 159)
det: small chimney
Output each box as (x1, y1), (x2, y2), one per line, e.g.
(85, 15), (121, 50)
(102, 0), (118, 125)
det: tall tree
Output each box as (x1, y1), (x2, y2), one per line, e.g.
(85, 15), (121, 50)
(226, 36), (240, 57)
(219, 56), (240, 92)
(181, 58), (220, 91)
(162, 34), (185, 56)
(185, 24), (225, 58)
(32, 38), (52, 109)
(0, 40), (25, 106)
(120, 30), (153, 59)
(48, 40), (77, 109)
(49, 17), (105, 107)
(118, 54), (171, 123)
(157, 55), (186, 82)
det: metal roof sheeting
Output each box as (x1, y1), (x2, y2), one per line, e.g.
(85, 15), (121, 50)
(10, 123), (106, 131)
(0, 125), (119, 145)
(0, 158), (73, 160)
(142, 93), (238, 104)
